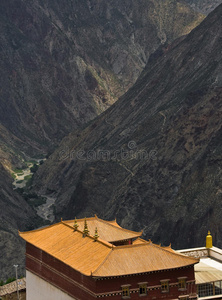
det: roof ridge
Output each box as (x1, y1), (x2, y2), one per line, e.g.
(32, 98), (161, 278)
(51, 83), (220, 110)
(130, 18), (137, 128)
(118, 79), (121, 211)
(150, 243), (199, 262)
(137, 237), (147, 242)
(92, 247), (114, 276)
(104, 219), (120, 227)
(63, 217), (142, 236)
(65, 216), (97, 223)
(106, 219), (117, 223)
(133, 237), (148, 244)
(61, 221), (113, 248)
(113, 241), (151, 250)
(93, 242), (199, 277)
(111, 242), (199, 263)
(95, 216), (143, 236)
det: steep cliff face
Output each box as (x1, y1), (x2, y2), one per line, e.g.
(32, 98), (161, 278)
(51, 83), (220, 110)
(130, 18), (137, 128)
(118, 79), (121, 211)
(0, 163), (40, 280)
(184, 0), (222, 14)
(33, 4), (222, 249)
(0, 0), (207, 280)
(0, 0), (204, 164)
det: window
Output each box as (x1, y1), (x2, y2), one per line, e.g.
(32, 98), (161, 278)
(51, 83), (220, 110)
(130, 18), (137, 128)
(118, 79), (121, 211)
(139, 283), (147, 296)
(197, 281), (222, 297)
(178, 277), (187, 290)
(160, 280), (169, 293)
(122, 285), (130, 298)
(178, 296), (189, 300)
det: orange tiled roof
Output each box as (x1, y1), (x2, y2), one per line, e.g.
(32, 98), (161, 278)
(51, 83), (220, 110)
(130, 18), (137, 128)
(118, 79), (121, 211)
(19, 222), (112, 276)
(133, 237), (148, 245)
(63, 215), (142, 242)
(92, 242), (199, 277)
(19, 218), (199, 278)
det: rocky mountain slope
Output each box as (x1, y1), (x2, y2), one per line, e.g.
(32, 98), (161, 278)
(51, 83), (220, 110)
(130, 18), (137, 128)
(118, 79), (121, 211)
(184, 0), (222, 14)
(33, 4), (222, 249)
(0, 0), (207, 280)
(0, 0), (204, 166)
(0, 163), (41, 279)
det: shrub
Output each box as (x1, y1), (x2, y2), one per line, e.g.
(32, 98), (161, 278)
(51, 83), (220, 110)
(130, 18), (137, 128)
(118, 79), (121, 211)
(30, 164), (38, 173)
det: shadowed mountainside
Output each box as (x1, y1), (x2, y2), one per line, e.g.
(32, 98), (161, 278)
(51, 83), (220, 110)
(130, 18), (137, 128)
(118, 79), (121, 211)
(0, 0), (204, 166)
(0, 163), (41, 280)
(0, 0), (208, 280)
(33, 3), (222, 249)
(184, 0), (222, 14)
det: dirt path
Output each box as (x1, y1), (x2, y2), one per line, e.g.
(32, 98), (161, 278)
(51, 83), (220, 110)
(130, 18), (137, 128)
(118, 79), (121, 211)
(36, 196), (56, 222)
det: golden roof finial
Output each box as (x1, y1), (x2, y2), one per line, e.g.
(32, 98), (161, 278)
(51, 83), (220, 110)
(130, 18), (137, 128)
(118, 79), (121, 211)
(206, 230), (213, 248)
(73, 217), (79, 231)
(94, 227), (99, 241)
(83, 217), (89, 236)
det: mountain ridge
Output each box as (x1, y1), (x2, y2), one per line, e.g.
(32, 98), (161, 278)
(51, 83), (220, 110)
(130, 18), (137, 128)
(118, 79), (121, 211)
(32, 3), (222, 249)
(184, 0), (222, 14)
(0, 0), (204, 168)
(1, 0), (222, 280)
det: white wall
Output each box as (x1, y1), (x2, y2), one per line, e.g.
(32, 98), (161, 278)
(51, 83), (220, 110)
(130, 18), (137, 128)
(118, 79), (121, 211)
(209, 246), (222, 263)
(26, 270), (76, 300)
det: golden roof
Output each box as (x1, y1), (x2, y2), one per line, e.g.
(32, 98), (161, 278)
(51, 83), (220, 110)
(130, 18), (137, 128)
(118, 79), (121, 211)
(63, 215), (142, 242)
(19, 218), (199, 277)
(92, 242), (199, 277)
(133, 237), (148, 245)
(19, 222), (112, 276)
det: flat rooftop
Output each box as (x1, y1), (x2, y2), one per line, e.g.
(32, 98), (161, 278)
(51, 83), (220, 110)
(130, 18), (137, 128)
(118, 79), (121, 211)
(178, 246), (222, 299)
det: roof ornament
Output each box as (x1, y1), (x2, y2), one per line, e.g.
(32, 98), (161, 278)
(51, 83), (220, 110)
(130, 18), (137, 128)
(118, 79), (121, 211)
(206, 230), (213, 248)
(94, 227), (99, 241)
(73, 217), (79, 231)
(83, 218), (89, 237)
